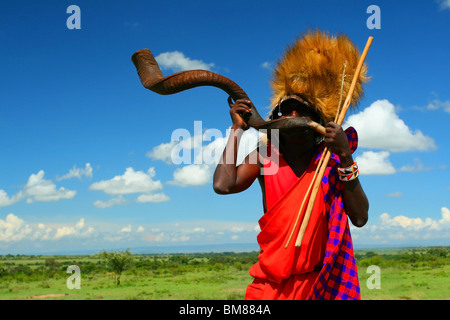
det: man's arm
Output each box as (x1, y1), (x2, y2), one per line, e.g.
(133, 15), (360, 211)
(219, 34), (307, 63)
(324, 122), (369, 227)
(213, 98), (260, 194)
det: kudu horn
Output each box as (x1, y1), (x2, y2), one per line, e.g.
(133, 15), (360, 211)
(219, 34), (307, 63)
(131, 49), (325, 135)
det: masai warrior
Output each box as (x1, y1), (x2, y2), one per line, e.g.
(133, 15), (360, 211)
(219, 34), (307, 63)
(213, 30), (369, 300)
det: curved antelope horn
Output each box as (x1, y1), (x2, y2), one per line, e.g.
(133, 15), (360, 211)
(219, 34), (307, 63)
(131, 49), (325, 135)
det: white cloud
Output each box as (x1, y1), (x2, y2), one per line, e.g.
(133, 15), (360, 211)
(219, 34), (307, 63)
(48, 218), (93, 240)
(1, 215), (261, 247)
(379, 210), (449, 231)
(351, 207), (450, 245)
(146, 141), (177, 164)
(355, 151), (396, 175)
(427, 98), (450, 113)
(147, 130), (226, 166)
(140, 220), (260, 244)
(400, 158), (433, 173)
(57, 163), (93, 181)
(261, 61), (272, 70)
(155, 51), (215, 72)
(93, 195), (128, 208)
(149, 127), (261, 187)
(90, 167), (163, 195)
(0, 165), (98, 207)
(120, 225), (132, 233)
(0, 190), (24, 207)
(0, 213), (32, 242)
(136, 193), (170, 203)
(169, 164), (213, 187)
(0, 214), (93, 242)
(53, 227), (76, 240)
(25, 170), (76, 203)
(90, 168), (168, 207)
(346, 99), (436, 152)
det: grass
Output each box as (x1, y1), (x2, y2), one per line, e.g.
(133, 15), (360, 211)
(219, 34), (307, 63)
(0, 247), (448, 300)
(359, 263), (449, 300)
(0, 269), (251, 300)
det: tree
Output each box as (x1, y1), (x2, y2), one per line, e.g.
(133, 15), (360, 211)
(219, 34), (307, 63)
(99, 249), (134, 285)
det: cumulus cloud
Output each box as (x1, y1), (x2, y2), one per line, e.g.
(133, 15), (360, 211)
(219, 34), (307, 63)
(379, 208), (450, 231)
(1, 169), (78, 207)
(346, 99), (436, 152)
(149, 127), (261, 187)
(0, 190), (24, 207)
(135, 193), (170, 203)
(1, 214), (93, 242)
(25, 170), (76, 203)
(146, 141), (178, 164)
(168, 164), (213, 187)
(0, 213), (32, 242)
(90, 167), (162, 195)
(355, 151), (396, 175)
(93, 195), (128, 208)
(57, 163), (93, 181)
(90, 167), (169, 207)
(120, 225), (132, 233)
(0, 215), (255, 247)
(140, 220), (260, 244)
(42, 218), (93, 241)
(155, 51), (215, 72)
(351, 207), (450, 245)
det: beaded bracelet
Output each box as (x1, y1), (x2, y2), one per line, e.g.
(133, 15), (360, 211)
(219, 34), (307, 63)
(338, 161), (359, 182)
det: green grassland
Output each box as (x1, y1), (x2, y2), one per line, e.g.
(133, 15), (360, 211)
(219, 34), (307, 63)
(0, 247), (448, 300)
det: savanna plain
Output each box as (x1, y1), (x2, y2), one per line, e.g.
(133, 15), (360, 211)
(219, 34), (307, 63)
(0, 247), (448, 300)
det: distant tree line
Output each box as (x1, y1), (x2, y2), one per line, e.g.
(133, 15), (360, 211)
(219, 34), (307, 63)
(1, 247), (447, 285)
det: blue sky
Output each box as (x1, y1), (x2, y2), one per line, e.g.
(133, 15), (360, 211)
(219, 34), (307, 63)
(0, 0), (449, 254)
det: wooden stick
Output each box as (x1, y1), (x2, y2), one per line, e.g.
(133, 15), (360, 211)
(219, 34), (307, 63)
(336, 37), (373, 125)
(294, 36), (373, 248)
(284, 146), (327, 248)
(285, 61), (348, 249)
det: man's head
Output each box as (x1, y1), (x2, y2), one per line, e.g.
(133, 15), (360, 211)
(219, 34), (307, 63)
(269, 29), (369, 124)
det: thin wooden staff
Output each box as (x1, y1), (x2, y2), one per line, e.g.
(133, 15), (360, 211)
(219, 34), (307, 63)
(284, 61), (348, 249)
(292, 36), (373, 248)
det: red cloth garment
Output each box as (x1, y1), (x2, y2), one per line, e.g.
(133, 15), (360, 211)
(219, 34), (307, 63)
(245, 127), (361, 300)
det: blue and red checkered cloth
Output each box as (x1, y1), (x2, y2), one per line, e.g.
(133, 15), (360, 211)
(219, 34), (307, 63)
(307, 127), (361, 300)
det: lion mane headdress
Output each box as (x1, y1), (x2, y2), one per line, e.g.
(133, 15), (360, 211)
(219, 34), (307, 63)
(269, 29), (369, 124)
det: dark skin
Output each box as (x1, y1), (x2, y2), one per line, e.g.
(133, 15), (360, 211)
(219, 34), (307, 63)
(213, 98), (369, 227)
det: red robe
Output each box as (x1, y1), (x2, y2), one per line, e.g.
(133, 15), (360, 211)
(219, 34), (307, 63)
(245, 143), (328, 299)
(245, 128), (361, 300)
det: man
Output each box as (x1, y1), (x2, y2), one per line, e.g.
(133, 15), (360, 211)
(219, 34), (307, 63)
(213, 30), (369, 300)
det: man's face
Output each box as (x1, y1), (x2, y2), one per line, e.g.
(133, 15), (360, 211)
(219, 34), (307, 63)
(274, 98), (321, 144)
(275, 99), (320, 122)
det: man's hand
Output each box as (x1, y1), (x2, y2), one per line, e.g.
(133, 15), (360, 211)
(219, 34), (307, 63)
(325, 122), (369, 227)
(324, 122), (353, 167)
(228, 97), (253, 131)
